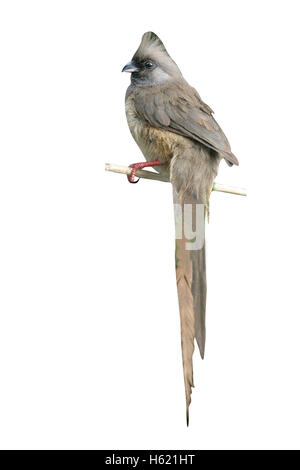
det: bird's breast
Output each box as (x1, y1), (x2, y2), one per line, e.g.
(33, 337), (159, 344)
(125, 95), (176, 164)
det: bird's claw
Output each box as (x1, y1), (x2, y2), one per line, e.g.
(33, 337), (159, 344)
(126, 160), (162, 184)
(127, 164), (140, 184)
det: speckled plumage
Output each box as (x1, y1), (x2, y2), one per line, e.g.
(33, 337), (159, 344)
(123, 32), (238, 424)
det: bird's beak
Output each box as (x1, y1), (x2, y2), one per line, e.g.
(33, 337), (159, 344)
(122, 61), (140, 73)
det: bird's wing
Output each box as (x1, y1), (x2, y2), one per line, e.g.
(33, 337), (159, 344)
(134, 82), (239, 166)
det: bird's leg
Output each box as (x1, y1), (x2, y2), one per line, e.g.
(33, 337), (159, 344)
(127, 160), (162, 183)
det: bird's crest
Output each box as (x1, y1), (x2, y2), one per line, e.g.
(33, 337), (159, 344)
(133, 31), (169, 61)
(141, 32), (167, 52)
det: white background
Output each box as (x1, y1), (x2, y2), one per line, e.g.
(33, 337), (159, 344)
(0, 0), (299, 450)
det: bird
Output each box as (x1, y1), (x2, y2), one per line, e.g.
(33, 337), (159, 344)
(122, 32), (238, 425)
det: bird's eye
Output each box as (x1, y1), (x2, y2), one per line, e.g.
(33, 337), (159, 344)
(144, 60), (153, 68)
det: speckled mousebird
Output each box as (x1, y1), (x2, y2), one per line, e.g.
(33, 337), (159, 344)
(122, 32), (238, 425)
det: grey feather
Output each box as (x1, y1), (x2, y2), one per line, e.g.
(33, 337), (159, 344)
(134, 84), (239, 166)
(123, 31), (238, 424)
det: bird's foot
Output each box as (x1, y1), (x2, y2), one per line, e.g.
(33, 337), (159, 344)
(127, 160), (162, 183)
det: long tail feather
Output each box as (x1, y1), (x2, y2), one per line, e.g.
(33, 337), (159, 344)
(175, 233), (195, 425)
(171, 148), (218, 424)
(174, 194), (207, 424)
(191, 246), (207, 359)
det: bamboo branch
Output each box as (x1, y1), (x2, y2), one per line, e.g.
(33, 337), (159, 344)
(105, 162), (247, 196)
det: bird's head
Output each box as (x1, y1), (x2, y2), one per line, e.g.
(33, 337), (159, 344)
(122, 32), (182, 86)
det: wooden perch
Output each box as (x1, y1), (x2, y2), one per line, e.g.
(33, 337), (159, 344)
(105, 162), (247, 196)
